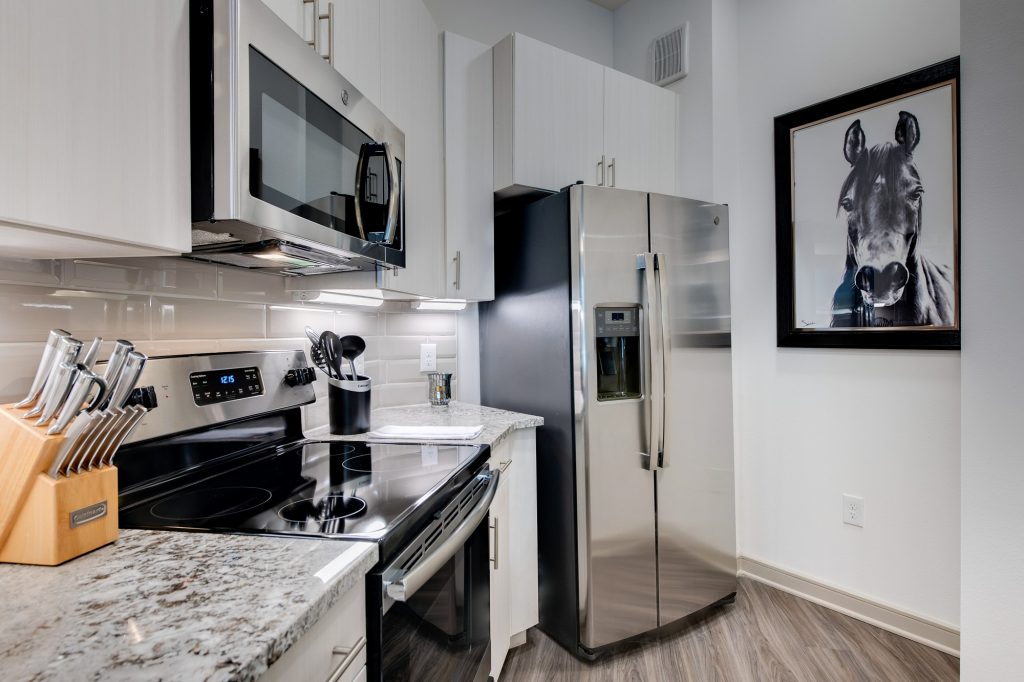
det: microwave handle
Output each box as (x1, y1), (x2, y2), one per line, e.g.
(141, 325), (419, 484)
(352, 144), (370, 241)
(384, 469), (500, 602)
(381, 141), (400, 246)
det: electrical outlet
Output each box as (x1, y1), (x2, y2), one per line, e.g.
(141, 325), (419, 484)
(419, 343), (437, 372)
(842, 494), (864, 527)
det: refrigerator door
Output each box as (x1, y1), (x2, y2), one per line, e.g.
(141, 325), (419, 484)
(649, 194), (738, 626)
(572, 186), (660, 648)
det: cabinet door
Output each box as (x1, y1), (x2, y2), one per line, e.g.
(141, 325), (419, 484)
(261, 0), (306, 38)
(603, 68), (677, 195)
(0, 0), (191, 258)
(495, 34), (604, 194)
(332, 0), (381, 104)
(490, 460), (512, 680)
(443, 33), (494, 301)
(506, 428), (539, 638)
(377, 0), (445, 298)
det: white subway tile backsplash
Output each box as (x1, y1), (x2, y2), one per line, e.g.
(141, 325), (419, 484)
(385, 312), (458, 336)
(0, 257), (465, 410)
(152, 297), (266, 340)
(267, 305), (335, 339)
(386, 357), (456, 384)
(0, 284), (149, 343)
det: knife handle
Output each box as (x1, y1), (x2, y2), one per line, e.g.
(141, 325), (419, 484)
(23, 337), (82, 419)
(13, 329), (71, 408)
(80, 337), (104, 371)
(106, 351), (147, 411)
(98, 340), (134, 409)
(35, 361), (79, 426)
(47, 368), (107, 436)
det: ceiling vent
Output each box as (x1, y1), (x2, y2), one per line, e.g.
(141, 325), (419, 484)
(651, 23), (689, 87)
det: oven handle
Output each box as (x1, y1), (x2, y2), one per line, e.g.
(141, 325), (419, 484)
(384, 469), (500, 603)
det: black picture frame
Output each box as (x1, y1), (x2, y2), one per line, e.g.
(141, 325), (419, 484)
(774, 57), (961, 350)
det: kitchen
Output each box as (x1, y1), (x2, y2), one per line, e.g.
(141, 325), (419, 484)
(0, 0), (1018, 680)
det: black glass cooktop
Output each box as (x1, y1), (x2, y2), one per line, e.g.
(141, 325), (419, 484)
(119, 440), (489, 545)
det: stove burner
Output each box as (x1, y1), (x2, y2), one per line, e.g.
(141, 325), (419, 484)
(328, 445), (357, 457)
(150, 486), (273, 521)
(277, 495), (367, 523)
(341, 453), (426, 473)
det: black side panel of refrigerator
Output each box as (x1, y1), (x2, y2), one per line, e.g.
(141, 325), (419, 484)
(479, 190), (580, 653)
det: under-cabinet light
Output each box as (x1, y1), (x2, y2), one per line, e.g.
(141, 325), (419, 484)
(411, 299), (467, 311)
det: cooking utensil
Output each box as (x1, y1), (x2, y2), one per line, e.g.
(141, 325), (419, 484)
(34, 361), (80, 426)
(339, 335), (365, 380)
(304, 326), (324, 346)
(308, 342), (331, 377)
(13, 329), (71, 408)
(24, 337), (82, 419)
(320, 330), (341, 379)
(46, 367), (107, 435)
(80, 337), (103, 370)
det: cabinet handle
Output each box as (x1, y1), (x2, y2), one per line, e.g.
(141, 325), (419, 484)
(597, 155), (606, 186)
(489, 516), (499, 570)
(328, 636), (366, 682)
(304, 0), (333, 63)
(608, 157), (616, 187)
(452, 250), (461, 291)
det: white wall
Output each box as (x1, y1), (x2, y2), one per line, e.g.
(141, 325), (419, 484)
(422, 0), (613, 66)
(960, 1), (1024, 676)
(612, 0), (714, 199)
(729, 0), (961, 628)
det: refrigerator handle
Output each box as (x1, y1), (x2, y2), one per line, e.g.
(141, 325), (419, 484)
(654, 253), (671, 467)
(638, 253), (663, 471)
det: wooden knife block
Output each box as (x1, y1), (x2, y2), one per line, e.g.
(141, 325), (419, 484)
(0, 405), (119, 566)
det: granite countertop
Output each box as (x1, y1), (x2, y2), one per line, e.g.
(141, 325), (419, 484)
(0, 530), (377, 682)
(305, 401), (543, 447)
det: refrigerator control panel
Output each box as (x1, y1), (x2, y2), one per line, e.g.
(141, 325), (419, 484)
(595, 306), (640, 337)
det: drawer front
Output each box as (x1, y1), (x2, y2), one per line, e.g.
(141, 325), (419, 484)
(260, 578), (367, 682)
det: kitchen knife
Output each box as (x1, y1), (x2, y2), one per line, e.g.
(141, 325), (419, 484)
(47, 367), (107, 436)
(23, 337), (82, 419)
(47, 411), (102, 478)
(66, 352), (146, 474)
(33, 361), (79, 426)
(93, 405), (147, 470)
(80, 337), (104, 371)
(13, 329), (71, 408)
(97, 340), (134, 409)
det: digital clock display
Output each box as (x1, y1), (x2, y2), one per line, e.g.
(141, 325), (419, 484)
(190, 367), (263, 406)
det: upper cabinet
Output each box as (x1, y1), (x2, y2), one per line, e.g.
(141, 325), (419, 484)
(493, 34), (677, 198)
(442, 33), (494, 302)
(0, 0), (191, 259)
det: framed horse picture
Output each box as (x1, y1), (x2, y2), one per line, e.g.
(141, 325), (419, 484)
(774, 57), (960, 349)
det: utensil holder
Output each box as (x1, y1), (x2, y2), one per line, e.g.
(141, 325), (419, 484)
(328, 376), (371, 435)
(0, 405), (119, 566)
(427, 372), (453, 406)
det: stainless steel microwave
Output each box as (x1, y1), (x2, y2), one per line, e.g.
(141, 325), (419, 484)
(189, 0), (405, 275)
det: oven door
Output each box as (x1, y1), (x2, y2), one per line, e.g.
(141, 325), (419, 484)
(368, 469), (499, 682)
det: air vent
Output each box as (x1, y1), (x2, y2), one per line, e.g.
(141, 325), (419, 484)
(652, 23), (689, 86)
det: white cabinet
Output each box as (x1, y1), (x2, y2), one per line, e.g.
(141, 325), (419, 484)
(603, 68), (677, 195)
(375, 0), (445, 299)
(442, 33), (494, 301)
(493, 33), (677, 198)
(259, 576), (367, 682)
(0, 0), (191, 259)
(493, 34), (605, 195)
(488, 427), (539, 680)
(261, 0), (306, 38)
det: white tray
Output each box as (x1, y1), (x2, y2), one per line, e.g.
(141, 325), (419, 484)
(366, 424), (484, 441)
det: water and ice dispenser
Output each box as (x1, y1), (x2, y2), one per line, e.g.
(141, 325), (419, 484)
(594, 305), (641, 401)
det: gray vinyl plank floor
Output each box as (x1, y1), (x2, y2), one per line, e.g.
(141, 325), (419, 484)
(502, 578), (959, 681)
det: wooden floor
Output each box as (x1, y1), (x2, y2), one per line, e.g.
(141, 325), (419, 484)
(502, 578), (959, 681)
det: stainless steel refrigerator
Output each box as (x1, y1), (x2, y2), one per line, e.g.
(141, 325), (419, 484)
(480, 185), (736, 658)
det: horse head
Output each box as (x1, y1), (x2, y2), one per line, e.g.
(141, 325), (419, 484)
(839, 111), (923, 307)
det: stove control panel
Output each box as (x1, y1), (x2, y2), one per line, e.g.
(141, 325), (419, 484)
(190, 366), (264, 406)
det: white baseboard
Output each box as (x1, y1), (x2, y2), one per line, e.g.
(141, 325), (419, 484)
(738, 556), (960, 657)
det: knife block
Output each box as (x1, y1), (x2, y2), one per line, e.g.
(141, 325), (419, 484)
(0, 405), (119, 566)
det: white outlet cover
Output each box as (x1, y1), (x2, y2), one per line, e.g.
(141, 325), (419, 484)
(843, 494), (864, 527)
(419, 343), (437, 372)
